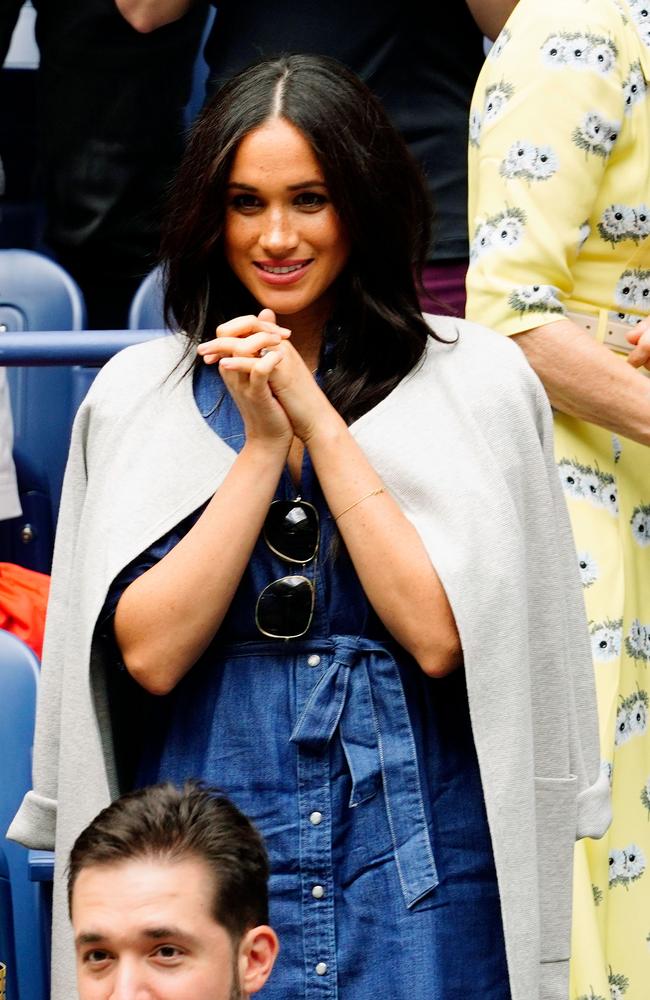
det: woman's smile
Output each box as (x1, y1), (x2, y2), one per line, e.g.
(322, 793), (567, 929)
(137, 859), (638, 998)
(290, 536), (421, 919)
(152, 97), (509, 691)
(253, 259), (314, 284)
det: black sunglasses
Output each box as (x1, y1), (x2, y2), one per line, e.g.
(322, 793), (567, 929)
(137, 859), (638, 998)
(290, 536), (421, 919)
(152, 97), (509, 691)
(255, 498), (320, 639)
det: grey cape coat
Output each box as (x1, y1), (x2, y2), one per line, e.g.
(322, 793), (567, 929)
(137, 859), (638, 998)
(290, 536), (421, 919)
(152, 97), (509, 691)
(9, 315), (610, 1000)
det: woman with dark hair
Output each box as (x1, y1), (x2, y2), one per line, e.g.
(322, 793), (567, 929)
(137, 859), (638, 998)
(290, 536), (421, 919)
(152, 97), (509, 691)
(10, 56), (608, 1000)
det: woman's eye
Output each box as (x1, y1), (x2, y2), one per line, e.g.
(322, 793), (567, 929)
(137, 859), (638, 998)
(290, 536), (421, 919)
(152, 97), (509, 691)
(294, 191), (328, 209)
(231, 194), (261, 211)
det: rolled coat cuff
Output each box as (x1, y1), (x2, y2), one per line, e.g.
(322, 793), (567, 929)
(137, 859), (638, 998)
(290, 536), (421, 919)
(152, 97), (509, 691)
(576, 770), (611, 840)
(7, 790), (57, 850)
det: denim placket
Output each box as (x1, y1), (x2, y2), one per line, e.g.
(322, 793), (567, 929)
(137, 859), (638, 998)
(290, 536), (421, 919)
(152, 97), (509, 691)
(295, 648), (339, 999)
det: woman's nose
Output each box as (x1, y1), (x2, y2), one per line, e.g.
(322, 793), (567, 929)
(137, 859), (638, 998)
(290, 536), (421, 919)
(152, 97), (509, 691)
(258, 208), (299, 255)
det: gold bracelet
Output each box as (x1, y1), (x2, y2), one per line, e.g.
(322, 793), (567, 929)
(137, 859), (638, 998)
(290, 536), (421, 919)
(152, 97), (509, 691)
(334, 487), (385, 521)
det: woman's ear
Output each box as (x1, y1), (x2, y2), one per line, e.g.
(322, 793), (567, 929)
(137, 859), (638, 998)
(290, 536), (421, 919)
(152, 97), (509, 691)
(238, 924), (280, 994)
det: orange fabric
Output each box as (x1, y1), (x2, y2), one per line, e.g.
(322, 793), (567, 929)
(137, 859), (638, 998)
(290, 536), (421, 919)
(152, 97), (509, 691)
(0, 562), (50, 659)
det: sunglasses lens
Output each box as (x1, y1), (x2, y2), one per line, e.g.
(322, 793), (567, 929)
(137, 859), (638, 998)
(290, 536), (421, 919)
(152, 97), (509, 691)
(264, 501), (319, 563)
(256, 575), (315, 639)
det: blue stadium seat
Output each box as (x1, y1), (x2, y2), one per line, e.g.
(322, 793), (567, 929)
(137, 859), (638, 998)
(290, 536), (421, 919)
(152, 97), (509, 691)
(0, 847), (18, 1000)
(128, 265), (167, 331)
(0, 250), (87, 572)
(0, 629), (47, 1000)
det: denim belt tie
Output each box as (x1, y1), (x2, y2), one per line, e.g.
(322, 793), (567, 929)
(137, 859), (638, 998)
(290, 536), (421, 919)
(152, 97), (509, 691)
(290, 634), (439, 908)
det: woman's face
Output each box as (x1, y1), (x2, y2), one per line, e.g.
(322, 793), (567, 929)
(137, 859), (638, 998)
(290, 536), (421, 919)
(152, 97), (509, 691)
(224, 117), (350, 331)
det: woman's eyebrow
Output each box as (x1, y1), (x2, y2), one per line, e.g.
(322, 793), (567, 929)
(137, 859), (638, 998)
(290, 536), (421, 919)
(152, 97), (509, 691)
(227, 180), (328, 191)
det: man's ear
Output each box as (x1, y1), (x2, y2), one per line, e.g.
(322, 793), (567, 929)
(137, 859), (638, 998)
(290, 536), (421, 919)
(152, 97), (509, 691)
(238, 925), (279, 994)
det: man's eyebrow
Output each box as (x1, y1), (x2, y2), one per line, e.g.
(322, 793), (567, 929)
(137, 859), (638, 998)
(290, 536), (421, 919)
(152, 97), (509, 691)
(143, 926), (200, 944)
(75, 927), (199, 946)
(75, 931), (105, 946)
(227, 180), (327, 191)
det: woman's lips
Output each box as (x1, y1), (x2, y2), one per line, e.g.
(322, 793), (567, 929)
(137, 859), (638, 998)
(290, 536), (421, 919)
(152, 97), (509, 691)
(253, 260), (313, 285)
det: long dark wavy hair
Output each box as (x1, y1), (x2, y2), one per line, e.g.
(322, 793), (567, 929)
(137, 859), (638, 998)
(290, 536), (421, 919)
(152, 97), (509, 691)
(162, 54), (439, 423)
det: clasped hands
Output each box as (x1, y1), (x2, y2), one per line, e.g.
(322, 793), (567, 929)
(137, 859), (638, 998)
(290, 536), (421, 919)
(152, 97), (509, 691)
(197, 309), (333, 449)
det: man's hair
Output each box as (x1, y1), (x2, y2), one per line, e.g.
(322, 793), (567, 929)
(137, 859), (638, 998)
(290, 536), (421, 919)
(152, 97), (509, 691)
(67, 781), (270, 939)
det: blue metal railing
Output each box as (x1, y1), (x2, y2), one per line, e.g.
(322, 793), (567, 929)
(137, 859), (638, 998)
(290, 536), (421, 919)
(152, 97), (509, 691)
(0, 330), (167, 365)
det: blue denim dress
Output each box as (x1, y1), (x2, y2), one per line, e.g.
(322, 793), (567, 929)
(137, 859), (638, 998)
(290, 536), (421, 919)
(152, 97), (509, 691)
(105, 363), (511, 1000)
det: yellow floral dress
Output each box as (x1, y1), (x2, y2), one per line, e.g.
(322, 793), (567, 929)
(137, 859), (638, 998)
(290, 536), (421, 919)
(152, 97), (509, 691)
(466, 2), (650, 998)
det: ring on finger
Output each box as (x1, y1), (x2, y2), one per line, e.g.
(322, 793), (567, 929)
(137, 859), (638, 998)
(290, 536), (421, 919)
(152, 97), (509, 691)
(258, 347), (276, 358)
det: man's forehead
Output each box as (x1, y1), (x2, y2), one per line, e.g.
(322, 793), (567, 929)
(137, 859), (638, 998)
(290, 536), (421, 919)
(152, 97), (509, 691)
(72, 855), (218, 929)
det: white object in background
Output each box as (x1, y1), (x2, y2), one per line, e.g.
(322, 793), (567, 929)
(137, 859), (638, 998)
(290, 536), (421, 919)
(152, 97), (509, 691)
(0, 371), (21, 521)
(3, 3), (39, 70)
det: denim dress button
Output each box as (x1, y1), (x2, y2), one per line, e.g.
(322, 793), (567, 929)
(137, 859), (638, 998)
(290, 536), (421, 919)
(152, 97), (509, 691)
(312, 884), (325, 899)
(309, 811), (323, 826)
(315, 962), (328, 976)
(307, 654), (321, 667)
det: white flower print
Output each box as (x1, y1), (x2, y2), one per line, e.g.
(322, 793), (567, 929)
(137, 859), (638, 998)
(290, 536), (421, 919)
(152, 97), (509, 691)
(630, 504), (650, 546)
(540, 33), (570, 67)
(557, 459), (617, 513)
(577, 221), (591, 252)
(609, 843), (646, 887)
(615, 704), (634, 745)
(625, 619), (650, 662)
(615, 269), (650, 311)
(601, 759), (614, 786)
(622, 844), (646, 882)
(500, 140), (558, 182)
(566, 33), (592, 70)
(597, 476), (619, 517)
(615, 690), (649, 745)
(587, 37), (618, 74)
(623, 61), (647, 113)
(608, 968), (630, 1000)
(488, 26), (511, 60)
(469, 108), (482, 147)
(628, 0), (650, 47)
(558, 458), (586, 498)
(612, 435), (622, 462)
(508, 283), (563, 315)
(469, 222), (494, 262)
(500, 140), (537, 178)
(600, 205), (650, 245)
(531, 146), (558, 180)
(590, 618), (623, 662)
(608, 847), (627, 883)
(540, 31), (618, 74)
(582, 468), (605, 505)
(628, 693), (648, 734)
(469, 207), (526, 262)
(641, 776), (650, 818)
(632, 205), (650, 240)
(483, 81), (514, 125)
(494, 212), (525, 248)
(573, 111), (620, 157)
(578, 551), (599, 588)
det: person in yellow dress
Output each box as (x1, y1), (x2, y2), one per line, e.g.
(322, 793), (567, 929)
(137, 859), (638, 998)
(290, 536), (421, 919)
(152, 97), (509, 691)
(466, 1), (650, 998)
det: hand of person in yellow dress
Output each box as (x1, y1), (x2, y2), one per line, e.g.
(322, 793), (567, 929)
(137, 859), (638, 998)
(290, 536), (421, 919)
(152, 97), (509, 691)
(626, 318), (650, 372)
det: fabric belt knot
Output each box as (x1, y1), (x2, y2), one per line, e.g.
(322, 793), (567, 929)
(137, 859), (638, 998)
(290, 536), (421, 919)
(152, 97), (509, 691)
(290, 635), (439, 909)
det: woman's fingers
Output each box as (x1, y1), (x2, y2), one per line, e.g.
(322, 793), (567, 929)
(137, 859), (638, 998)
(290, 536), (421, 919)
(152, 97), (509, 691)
(212, 314), (290, 340)
(199, 331), (283, 364)
(219, 347), (283, 378)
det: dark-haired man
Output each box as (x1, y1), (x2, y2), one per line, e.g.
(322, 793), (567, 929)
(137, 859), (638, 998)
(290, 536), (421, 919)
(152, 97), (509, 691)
(68, 781), (279, 1000)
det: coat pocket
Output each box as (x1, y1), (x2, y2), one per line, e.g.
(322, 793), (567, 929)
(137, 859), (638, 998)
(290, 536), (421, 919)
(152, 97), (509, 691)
(534, 774), (578, 963)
